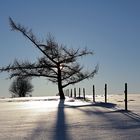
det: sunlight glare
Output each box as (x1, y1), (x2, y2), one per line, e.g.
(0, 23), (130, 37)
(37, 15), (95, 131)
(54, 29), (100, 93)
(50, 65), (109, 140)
(21, 100), (60, 112)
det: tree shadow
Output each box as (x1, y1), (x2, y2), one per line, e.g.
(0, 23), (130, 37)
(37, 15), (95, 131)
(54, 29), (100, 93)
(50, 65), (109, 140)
(53, 100), (71, 140)
(24, 100), (71, 140)
(25, 101), (140, 139)
(52, 101), (116, 140)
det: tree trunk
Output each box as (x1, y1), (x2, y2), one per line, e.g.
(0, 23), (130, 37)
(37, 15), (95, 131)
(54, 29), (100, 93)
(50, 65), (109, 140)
(57, 66), (65, 100)
(58, 84), (65, 99)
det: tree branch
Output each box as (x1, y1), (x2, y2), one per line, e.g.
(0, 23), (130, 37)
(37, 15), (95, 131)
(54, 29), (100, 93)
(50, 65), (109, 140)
(9, 17), (58, 65)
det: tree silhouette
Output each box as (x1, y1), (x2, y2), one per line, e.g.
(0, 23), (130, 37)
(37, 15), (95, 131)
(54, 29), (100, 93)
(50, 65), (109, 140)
(0, 17), (98, 99)
(9, 77), (33, 97)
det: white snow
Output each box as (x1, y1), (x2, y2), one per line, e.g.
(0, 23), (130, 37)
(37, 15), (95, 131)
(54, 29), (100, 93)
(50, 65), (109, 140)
(0, 94), (140, 140)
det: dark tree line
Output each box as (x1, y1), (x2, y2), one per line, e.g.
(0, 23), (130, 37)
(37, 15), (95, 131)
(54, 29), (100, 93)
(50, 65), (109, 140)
(0, 17), (98, 99)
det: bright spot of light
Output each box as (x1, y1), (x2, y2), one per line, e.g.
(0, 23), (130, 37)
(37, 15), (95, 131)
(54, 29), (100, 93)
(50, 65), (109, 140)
(21, 100), (60, 112)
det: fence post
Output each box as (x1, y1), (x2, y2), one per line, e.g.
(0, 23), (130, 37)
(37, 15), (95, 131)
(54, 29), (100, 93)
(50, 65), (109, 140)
(83, 88), (86, 100)
(93, 85), (95, 102)
(124, 83), (128, 111)
(74, 88), (76, 98)
(70, 89), (73, 97)
(105, 84), (107, 103)
(79, 88), (81, 98)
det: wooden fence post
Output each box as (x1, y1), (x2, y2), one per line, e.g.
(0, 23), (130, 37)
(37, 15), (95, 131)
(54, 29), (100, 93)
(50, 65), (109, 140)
(79, 88), (81, 98)
(74, 88), (76, 98)
(93, 85), (95, 102)
(70, 89), (73, 97)
(105, 84), (107, 103)
(83, 88), (86, 100)
(124, 83), (128, 111)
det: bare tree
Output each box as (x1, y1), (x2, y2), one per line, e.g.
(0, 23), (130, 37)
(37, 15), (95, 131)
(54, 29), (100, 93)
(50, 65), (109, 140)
(0, 17), (98, 99)
(9, 77), (33, 97)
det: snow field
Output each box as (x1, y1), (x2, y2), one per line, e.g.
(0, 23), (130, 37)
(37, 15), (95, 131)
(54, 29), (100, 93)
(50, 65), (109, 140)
(0, 94), (140, 140)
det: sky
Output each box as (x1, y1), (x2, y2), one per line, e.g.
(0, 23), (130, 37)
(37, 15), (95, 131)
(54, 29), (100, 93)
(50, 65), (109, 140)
(0, 0), (140, 97)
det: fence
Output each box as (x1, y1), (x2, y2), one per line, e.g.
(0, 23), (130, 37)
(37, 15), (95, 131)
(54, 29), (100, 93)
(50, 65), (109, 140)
(64, 83), (128, 111)
(64, 87), (86, 100)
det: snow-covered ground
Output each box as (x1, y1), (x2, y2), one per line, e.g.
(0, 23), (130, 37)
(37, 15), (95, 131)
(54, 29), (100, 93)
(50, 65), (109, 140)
(0, 94), (140, 140)
(87, 93), (140, 115)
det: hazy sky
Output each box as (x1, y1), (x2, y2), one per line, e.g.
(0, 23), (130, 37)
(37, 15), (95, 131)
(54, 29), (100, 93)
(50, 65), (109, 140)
(0, 0), (140, 97)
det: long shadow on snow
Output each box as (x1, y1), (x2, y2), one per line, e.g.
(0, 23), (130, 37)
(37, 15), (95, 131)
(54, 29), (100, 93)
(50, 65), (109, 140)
(25, 100), (71, 140)
(53, 100), (71, 140)
(67, 101), (140, 122)
(71, 101), (140, 130)
(25, 101), (140, 139)
(106, 109), (140, 122)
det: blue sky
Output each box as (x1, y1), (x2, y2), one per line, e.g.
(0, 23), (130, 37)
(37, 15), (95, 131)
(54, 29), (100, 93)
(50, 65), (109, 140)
(0, 0), (140, 97)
